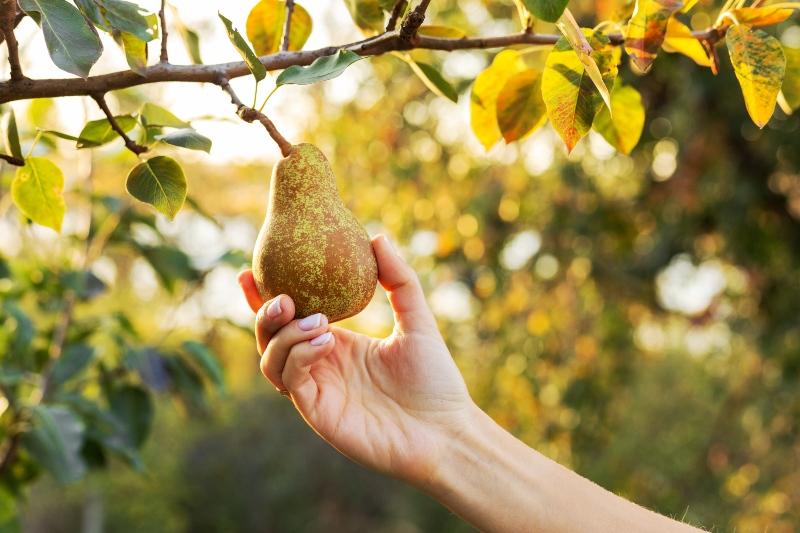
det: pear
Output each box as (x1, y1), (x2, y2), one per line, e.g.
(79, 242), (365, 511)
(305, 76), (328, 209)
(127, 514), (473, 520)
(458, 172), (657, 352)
(252, 143), (378, 322)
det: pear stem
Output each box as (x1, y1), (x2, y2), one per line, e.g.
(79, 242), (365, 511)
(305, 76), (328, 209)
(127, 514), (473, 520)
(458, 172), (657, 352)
(218, 77), (293, 157)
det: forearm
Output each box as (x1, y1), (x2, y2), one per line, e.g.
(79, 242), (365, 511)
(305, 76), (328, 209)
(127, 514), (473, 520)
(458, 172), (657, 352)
(422, 403), (703, 533)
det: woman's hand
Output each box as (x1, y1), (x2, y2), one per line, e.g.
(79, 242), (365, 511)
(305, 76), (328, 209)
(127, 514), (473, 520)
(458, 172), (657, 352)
(238, 235), (474, 486)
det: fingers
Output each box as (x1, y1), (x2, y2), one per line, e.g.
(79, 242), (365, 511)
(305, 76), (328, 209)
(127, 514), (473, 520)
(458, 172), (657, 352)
(281, 330), (336, 403)
(372, 234), (438, 335)
(238, 269), (264, 313)
(260, 313), (329, 390)
(255, 294), (296, 354)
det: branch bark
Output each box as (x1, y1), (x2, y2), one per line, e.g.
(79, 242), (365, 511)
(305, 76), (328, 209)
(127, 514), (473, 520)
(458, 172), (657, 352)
(159, 0), (169, 63)
(0, 28), (721, 104)
(218, 77), (293, 157)
(89, 93), (148, 155)
(386, 0), (408, 32)
(1, 0), (23, 80)
(399, 0), (431, 42)
(280, 0), (294, 52)
(0, 153), (24, 166)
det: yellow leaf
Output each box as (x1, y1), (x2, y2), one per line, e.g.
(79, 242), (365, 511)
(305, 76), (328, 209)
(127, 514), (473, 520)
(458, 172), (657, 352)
(728, 6), (794, 28)
(11, 158), (65, 232)
(781, 45), (800, 112)
(625, 0), (684, 73)
(496, 69), (547, 143)
(542, 30), (620, 152)
(418, 25), (466, 39)
(662, 17), (712, 67)
(680, 0), (698, 12)
(726, 24), (786, 128)
(246, 0), (312, 55)
(470, 50), (527, 150)
(593, 81), (646, 154)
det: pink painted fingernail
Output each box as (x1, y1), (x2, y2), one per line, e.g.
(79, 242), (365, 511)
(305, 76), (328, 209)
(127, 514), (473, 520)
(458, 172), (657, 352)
(310, 332), (332, 346)
(267, 297), (282, 318)
(298, 313), (322, 331)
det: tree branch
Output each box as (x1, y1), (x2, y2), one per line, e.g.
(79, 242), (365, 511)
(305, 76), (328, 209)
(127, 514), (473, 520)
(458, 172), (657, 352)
(280, 0), (294, 52)
(89, 93), (148, 155)
(0, 28), (722, 104)
(159, 0), (169, 63)
(399, 0), (431, 42)
(218, 77), (293, 157)
(386, 0), (407, 32)
(1, 0), (23, 80)
(0, 153), (24, 166)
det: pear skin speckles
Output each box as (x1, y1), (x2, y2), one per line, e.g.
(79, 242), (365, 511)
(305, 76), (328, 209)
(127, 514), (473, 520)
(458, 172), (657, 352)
(252, 143), (378, 322)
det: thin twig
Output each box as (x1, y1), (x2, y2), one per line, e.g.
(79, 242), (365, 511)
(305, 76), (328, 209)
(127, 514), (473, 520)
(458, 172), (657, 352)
(0, 27), (723, 104)
(399, 0), (431, 42)
(386, 0), (408, 31)
(0, 153), (24, 166)
(280, 0), (295, 52)
(159, 0), (169, 63)
(1, 0), (23, 80)
(218, 77), (293, 157)
(89, 93), (148, 155)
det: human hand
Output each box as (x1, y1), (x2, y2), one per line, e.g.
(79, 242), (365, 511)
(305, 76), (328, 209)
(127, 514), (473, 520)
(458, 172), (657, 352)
(238, 235), (475, 487)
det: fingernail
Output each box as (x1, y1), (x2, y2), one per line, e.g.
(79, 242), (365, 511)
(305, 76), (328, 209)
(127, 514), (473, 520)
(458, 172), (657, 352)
(298, 313), (322, 331)
(310, 332), (332, 346)
(267, 296), (282, 318)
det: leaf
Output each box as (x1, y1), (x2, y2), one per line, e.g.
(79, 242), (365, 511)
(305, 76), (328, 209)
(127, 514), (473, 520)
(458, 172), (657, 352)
(542, 30), (620, 152)
(98, 0), (156, 42)
(4, 109), (22, 159)
(182, 341), (225, 391)
(22, 405), (87, 483)
(276, 49), (365, 86)
(179, 26), (202, 64)
(218, 12), (267, 82)
(18, 0), (104, 78)
(728, 7), (794, 28)
(496, 69), (547, 142)
(108, 385), (153, 448)
(50, 345), (95, 389)
(726, 24), (786, 128)
(344, 0), (386, 34)
(140, 103), (190, 128)
(593, 81), (646, 154)
(246, 0), (313, 55)
(782, 45), (800, 112)
(624, 0), (684, 73)
(408, 60), (458, 102)
(556, 9), (613, 113)
(126, 156), (187, 219)
(470, 50), (527, 150)
(76, 115), (137, 148)
(662, 16), (712, 67)
(418, 25), (466, 38)
(120, 32), (148, 76)
(0, 487), (20, 533)
(11, 158), (65, 232)
(124, 347), (171, 392)
(138, 244), (199, 292)
(155, 128), (212, 153)
(41, 129), (81, 142)
(73, 0), (108, 30)
(522, 0), (569, 23)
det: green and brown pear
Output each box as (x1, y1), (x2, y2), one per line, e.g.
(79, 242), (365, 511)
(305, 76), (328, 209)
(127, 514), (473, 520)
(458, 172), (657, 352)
(252, 143), (377, 322)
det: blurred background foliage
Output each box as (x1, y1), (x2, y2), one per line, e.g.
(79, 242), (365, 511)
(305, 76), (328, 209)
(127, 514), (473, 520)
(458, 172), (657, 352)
(1, 0), (800, 531)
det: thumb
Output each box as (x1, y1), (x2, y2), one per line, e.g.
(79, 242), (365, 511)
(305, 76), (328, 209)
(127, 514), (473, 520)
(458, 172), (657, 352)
(372, 234), (438, 336)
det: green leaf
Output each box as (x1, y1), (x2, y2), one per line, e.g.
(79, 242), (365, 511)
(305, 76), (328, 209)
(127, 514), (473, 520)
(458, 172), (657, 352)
(624, 0), (683, 74)
(126, 156), (187, 219)
(155, 128), (212, 153)
(0, 487), (20, 533)
(49, 345), (95, 390)
(276, 50), (365, 86)
(41, 129), (82, 142)
(2, 301), (35, 358)
(76, 115), (137, 148)
(4, 109), (22, 159)
(782, 45), (800, 112)
(22, 405), (87, 483)
(727, 24), (786, 128)
(496, 69), (547, 143)
(119, 32), (148, 76)
(11, 158), (65, 232)
(179, 26), (202, 64)
(108, 385), (153, 448)
(18, 0), (104, 78)
(409, 60), (458, 102)
(99, 0), (156, 42)
(246, 0), (313, 55)
(542, 30), (620, 152)
(343, 0), (386, 34)
(138, 244), (198, 292)
(218, 12), (267, 82)
(182, 341), (225, 391)
(124, 347), (171, 392)
(593, 81), (646, 154)
(522, 0), (569, 23)
(470, 50), (527, 150)
(73, 0), (109, 30)
(140, 103), (190, 128)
